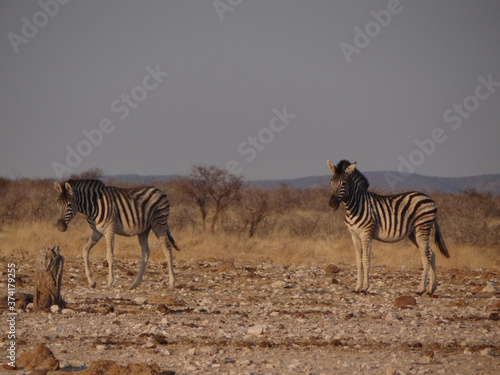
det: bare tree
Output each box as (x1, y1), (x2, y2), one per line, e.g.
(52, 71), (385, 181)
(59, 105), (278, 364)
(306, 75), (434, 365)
(240, 188), (271, 238)
(206, 167), (243, 233)
(176, 166), (210, 231)
(70, 167), (104, 180)
(177, 164), (243, 233)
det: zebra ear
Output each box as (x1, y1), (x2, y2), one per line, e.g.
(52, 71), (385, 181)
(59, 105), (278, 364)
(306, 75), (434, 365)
(345, 162), (357, 174)
(64, 181), (74, 196)
(54, 182), (63, 193)
(327, 160), (335, 174)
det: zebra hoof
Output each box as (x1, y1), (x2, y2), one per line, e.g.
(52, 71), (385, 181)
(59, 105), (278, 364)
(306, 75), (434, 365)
(89, 280), (97, 289)
(130, 284), (139, 290)
(105, 279), (115, 290)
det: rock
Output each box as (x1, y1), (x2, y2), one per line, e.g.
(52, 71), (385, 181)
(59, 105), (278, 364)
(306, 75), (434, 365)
(247, 325), (264, 336)
(480, 348), (493, 356)
(61, 308), (75, 314)
(488, 312), (499, 321)
(325, 264), (340, 274)
(134, 296), (148, 305)
(17, 344), (59, 371)
(394, 296), (417, 308)
(187, 347), (197, 356)
(386, 312), (400, 322)
(50, 305), (60, 313)
(271, 280), (285, 288)
(482, 282), (498, 293)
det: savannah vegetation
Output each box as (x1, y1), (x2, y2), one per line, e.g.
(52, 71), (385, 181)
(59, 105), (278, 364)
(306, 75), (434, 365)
(0, 166), (499, 271)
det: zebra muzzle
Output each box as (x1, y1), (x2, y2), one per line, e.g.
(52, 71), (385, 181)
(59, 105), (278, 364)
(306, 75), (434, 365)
(57, 219), (68, 232)
(329, 195), (340, 210)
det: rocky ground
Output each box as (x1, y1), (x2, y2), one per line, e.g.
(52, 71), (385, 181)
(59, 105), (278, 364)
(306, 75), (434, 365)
(1, 255), (499, 374)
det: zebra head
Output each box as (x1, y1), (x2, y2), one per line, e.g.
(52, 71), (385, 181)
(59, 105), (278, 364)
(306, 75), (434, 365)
(326, 159), (357, 210)
(54, 181), (77, 232)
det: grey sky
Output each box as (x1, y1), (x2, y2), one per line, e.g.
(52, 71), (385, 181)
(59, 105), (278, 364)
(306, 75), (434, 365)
(1, 0), (499, 182)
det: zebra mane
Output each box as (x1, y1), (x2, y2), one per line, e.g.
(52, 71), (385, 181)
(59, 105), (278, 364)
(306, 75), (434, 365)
(66, 179), (106, 192)
(335, 159), (370, 192)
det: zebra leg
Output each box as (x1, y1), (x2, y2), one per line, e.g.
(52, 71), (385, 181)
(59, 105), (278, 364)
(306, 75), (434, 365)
(152, 227), (176, 290)
(82, 231), (103, 288)
(416, 229), (432, 295)
(163, 238), (176, 290)
(350, 232), (363, 293)
(428, 250), (437, 295)
(131, 230), (151, 290)
(361, 237), (372, 293)
(104, 233), (115, 289)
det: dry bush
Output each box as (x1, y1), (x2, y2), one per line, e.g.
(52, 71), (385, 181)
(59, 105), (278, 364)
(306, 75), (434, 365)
(238, 188), (272, 238)
(432, 190), (500, 247)
(0, 179), (56, 224)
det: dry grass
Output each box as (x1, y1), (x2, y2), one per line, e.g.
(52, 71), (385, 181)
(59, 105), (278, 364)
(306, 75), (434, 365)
(0, 178), (498, 271)
(1, 218), (498, 271)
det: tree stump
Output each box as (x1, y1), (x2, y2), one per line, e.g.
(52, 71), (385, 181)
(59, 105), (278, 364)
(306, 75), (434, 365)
(34, 245), (64, 311)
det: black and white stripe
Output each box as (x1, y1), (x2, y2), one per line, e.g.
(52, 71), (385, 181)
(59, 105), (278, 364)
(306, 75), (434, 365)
(54, 179), (180, 290)
(327, 160), (450, 295)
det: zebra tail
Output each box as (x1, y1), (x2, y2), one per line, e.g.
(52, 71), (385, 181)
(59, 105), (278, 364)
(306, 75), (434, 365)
(434, 219), (450, 258)
(167, 228), (180, 251)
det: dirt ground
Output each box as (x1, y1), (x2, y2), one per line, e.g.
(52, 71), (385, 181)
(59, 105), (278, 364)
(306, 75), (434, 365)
(2, 255), (499, 374)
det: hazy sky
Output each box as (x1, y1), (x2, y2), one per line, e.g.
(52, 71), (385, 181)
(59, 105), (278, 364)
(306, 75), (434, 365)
(1, 0), (499, 182)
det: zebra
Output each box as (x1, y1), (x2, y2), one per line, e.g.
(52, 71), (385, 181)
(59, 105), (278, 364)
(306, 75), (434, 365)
(54, 179), (180, 290)
(326, 160), (450, 295)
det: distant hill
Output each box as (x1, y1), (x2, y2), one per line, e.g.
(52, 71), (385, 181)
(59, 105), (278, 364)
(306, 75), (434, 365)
(104, 174), (178, 185)
(251, 172), (500, 195)
(106, 172), (500, 195)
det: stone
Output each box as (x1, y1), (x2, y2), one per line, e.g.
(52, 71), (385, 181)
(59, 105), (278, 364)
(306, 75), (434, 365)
(325, 264), (341, 274)
(271, 280), (285, 288)
(134, 296), (148, 305)
(247, 325), (264, 336)
(17, 344), (59, 371)
(480, 348), (493, 356)
(50, 305), (60, 313)
(394, 296), (417, 308)
(482, 282), (498, 293)
(386, 312), (400, 322)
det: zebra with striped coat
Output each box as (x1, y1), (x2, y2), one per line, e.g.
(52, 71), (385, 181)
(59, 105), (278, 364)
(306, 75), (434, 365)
(326, 160), (450, 295)
(54, 179), (180, 290)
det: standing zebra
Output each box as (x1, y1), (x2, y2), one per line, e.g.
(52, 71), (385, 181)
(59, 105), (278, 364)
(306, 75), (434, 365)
(326, 160), (450, 295)
(54, 179), (180, 290)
